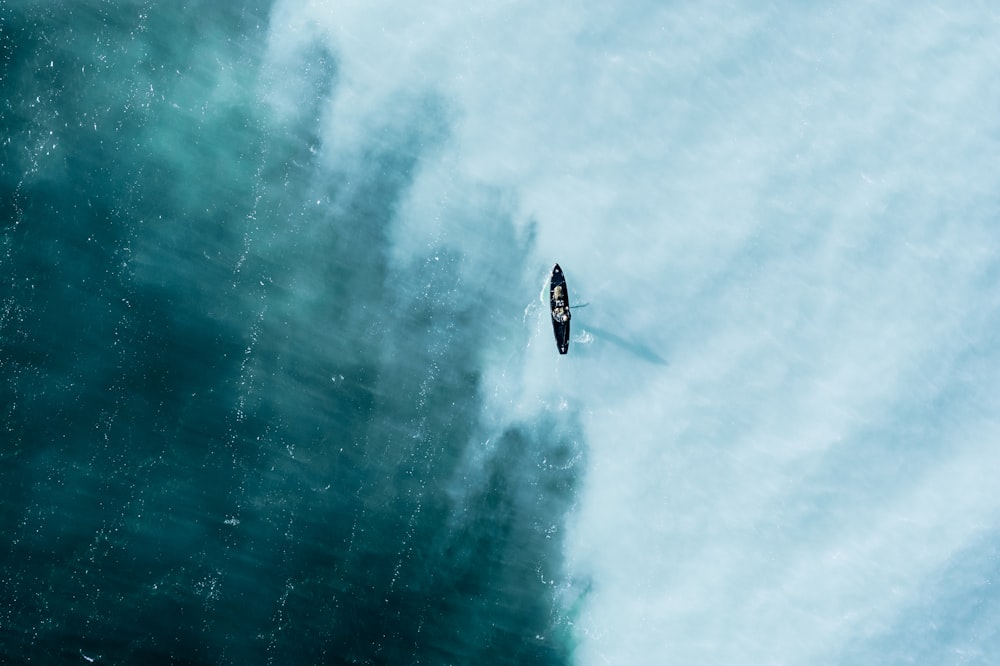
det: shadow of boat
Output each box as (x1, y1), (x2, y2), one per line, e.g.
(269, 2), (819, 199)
(581, 323), (667, 366)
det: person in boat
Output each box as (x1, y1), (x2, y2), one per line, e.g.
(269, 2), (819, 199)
(552, 285), (570, 323)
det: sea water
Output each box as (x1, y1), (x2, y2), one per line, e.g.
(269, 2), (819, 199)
(2, 2), (999, 664)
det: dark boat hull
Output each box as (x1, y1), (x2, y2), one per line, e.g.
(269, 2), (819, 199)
(550, 264), (571, 354)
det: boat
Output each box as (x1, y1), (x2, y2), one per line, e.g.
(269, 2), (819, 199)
(550, 264), (571, 354)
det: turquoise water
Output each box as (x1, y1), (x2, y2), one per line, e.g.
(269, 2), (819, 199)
(3, 1), (1000, 664)
(2, 3), (578, 663)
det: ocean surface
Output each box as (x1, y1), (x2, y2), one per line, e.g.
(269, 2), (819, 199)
(2, 1), (999, 664)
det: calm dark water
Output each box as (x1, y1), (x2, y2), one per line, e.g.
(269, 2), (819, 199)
(1, 3), (582, 663)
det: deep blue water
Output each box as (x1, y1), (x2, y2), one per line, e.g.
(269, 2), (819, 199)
(2, 3), (581, 663)
(4, 2), (1000, 665)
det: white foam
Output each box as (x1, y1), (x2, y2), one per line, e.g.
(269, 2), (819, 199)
(265, 2), (1000, 662)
